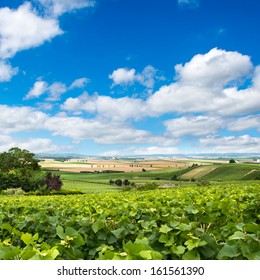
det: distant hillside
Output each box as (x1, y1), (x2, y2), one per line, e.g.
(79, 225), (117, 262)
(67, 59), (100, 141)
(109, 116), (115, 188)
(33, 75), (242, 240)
(181, 164), (260, 181)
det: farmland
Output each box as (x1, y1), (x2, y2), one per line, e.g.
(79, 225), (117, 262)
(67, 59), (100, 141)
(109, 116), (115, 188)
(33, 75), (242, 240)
(39, 158), (260, 193)
(0, 156), (259, 260)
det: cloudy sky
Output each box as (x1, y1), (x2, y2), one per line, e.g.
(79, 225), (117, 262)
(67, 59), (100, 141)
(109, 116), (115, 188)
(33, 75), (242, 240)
(0, 0), (260, 155)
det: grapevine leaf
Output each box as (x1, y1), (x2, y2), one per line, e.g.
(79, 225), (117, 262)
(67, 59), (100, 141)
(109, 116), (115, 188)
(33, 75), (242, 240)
(217, 244), (240, 259)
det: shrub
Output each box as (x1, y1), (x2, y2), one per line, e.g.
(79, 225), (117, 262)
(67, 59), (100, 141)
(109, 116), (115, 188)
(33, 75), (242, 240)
(2, 188), (24, 195)
(43, 172), (63, 191)
(123, 179), (130, 185)
(137, 182), (159, 191)
(196, 180), (211, 187)
(0, 172), (39, 192)
(114, 179), (123, 186)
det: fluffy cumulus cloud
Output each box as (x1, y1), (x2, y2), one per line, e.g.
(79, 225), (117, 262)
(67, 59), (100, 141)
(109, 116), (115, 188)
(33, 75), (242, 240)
(0, 105), (47, 134)
(109, 68), (137, 86)
(25, 81), (49, 100)
(0, 60), (18, 81)
(25, 77), (89, 100)
(45, 113), (152, 144)
(109, 65), (162, 89)
(200, 135), (260, 153)
(174, 48), (253, 88)
(164, 116), (224, 137)
(0, 135), (61, 153)
(0, 2), (62, 59)
(147, 48), (259, 116)
(61, 93), (146, 121)
(37, 0), (96, 17)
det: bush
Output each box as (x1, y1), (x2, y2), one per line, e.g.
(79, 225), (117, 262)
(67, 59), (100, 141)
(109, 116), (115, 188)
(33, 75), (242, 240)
(43, 172), (63, 191)
(196, 180), (211, 187)
(114, 179), (123, 186)
(0, 172), (39, 192)
(137, 182), (159, 191)
(123, 179), (130, 185)
(1, 188), (24, 195)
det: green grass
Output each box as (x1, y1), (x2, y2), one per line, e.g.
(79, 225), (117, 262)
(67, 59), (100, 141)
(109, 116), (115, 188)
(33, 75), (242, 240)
(62, 180), (120, 193)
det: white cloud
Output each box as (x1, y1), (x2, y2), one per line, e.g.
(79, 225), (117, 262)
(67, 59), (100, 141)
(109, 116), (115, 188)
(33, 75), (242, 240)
(147, 48), (259, 116)
(200, 135), (260, 153)
(0, 105), (47, 134)
(25, 77), (89, 101)
(0, 2), (62, 59)
(69, 77), (89, 89)
(37, 0), (96, 17)
(0, 135), (61, 153)
(227, 115), (260, 132)
(109, 68), (137, 86)
(24, 80), (48, 99)
(109, 65), (162, 89)
(0, 60), (18, 82)
(175, 48), (253, 88)
(61, 92), (97, 114)
(252, 66), (260, 90)
(45, 113), (151, 144)
(164, 115), (224, 137)
(61, 93), (146, 121)
(131, 146), (179, 155)
(47, 82), (67, 101)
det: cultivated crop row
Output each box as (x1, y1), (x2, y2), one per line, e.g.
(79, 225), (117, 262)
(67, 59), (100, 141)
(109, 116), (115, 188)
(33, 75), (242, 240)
(0, 185), (259, 260)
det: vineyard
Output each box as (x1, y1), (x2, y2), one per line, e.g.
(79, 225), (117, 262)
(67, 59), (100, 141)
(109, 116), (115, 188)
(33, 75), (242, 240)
(0, 184), (259, 260)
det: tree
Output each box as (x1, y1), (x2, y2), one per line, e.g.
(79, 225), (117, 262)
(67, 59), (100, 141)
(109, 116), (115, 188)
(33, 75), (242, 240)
(0, 147), (40, 174)
(0, 147), (41, 192)
(229, 159), (236, 164)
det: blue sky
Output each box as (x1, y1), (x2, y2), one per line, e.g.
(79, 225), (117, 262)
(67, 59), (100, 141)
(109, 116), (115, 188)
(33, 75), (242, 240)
(0, 0), (260, 155)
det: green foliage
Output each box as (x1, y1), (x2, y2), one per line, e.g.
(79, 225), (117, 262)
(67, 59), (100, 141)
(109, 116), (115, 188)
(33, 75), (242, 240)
(0, 172), (39, 192)
(114, 179), (122, 186)
(229, 159), (236, 163)
(196, 180), (211, 187)
(0, 147), (40, 174)
(136, 182), (159, 191)
(0, 184), (259, 260)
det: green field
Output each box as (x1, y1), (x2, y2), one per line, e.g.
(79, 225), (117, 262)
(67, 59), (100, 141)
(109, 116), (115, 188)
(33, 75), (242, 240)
(50, 162), (260, 193)
(57, 168), (185, 193)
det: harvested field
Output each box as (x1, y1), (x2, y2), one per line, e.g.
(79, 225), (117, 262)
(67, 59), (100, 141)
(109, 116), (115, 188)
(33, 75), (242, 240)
(39, 158), (194, 173)
(180, 165), (218, 179)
